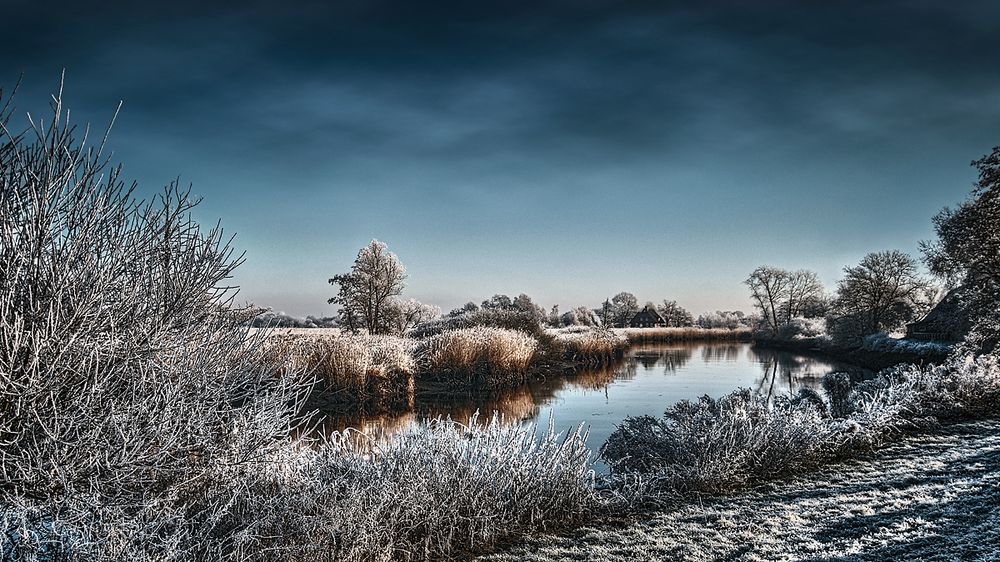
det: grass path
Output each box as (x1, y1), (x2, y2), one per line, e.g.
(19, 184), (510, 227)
(477, 418), (1000, 562)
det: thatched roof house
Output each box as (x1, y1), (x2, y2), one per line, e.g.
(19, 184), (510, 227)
(629, 305), (666, 328)
(906, 288), (970, 342)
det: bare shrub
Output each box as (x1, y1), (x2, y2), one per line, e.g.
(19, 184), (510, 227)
(602, 355), (1000, 497)
(299, 416), (597, 561)
(415, 327), (538, 389)
(0, 82), (315, 559)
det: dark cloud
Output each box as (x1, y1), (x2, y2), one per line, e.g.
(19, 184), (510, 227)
(3, 1), (999, 314)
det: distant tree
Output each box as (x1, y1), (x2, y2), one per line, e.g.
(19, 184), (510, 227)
(449, 301), (479, 317)
(599, 299), (612, 327)
(548, 304), (560, 327)
(561, 306), (600, 327)
(656, 300), (694, 327)
(328, 240), (407, 334)
(832, 250), (933, 338)
(922, 146), (1000, 352)
(697, 310), (753, 329)
(513, 293), (546, 323)
(745, 266), (791, 334)
(745, 267), (826, 334)
(481, 294), (516, 311)
(385, 298), (440, 334)
(610, 292), (639, 328)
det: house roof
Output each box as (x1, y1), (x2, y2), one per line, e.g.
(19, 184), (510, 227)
(631, 305), (665, 323)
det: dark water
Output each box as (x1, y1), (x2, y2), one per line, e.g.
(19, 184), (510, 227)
(316, 342), (869, 452)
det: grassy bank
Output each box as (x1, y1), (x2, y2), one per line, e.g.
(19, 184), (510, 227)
(752, 332), (952, 371)
(479, 417), (1000, 561)
(619, 326), (752, 344)
(268, 326), (759, 413)
(601, 354), (1000, 498)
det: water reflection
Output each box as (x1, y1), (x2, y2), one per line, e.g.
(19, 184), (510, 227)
(310, 343), (869, 449)
(748, 346), (871, 404)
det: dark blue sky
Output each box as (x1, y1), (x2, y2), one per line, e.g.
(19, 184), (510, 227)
(4, 1), (999, 315)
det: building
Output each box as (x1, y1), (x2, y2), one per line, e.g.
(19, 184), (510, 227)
(629, 305), (666, 328)
(905, 288), (970, 342)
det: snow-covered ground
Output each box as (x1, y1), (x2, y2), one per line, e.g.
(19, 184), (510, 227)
(478, 418), (1000, 561)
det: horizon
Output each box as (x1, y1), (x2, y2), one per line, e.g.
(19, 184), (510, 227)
(4, 1), (998, 317)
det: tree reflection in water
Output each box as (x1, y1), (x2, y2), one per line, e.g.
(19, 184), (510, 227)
(748, 346), (871, 404)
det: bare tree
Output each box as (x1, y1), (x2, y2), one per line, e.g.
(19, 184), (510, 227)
(328, 239), (407, 334)
(833, 250), (934, 336)
(0, 79), (312, 559)
(745, 266), (791, 333)
(785, 270), (826, 321)
(610, 292), (639, 328)
(657, 300), (694, 327)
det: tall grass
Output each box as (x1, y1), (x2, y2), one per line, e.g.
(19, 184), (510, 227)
(300, 416), (597, 561)
(549, 328), (629, 364)
(268, 334), (416, 409)
(416, 327), (538, 389)
(618, 327), (752, 344)
(601, 354), (1000, 497)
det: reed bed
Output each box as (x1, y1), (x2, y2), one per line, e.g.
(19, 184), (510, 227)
(415, 327), (538, 389)
(618, 326), (752, 344)
(268, 334), (417, 408)
(550, 328), (629, 364)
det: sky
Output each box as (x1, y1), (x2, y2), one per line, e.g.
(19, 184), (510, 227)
(3, 1), (1000, 317)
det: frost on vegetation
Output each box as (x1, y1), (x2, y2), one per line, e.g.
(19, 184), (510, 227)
(549, 329), (629, 363)
(299, 415), (597, 562)
(601, 355), (1000, 497)
(861, 332), (952, 356)
(415, 327), (538, 388)
(0, 83), (594, 561)
(267, 334), (417, 407)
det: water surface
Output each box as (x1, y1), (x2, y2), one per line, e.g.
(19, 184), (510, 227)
(318, 342), (869, 452)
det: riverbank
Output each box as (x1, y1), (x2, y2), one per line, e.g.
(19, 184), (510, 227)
(751, 335), (951, 371)
(267, 326), (750, 413)
(477, 416), (1000, 562)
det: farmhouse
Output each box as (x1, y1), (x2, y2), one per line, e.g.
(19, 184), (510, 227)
(906, 288), (970, 342)
(629, 305), (666, 328)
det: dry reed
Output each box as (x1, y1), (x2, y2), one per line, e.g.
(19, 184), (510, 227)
(618, 327), (752, 344)
(550, 328), (629, 364)
(267, 333), (416, 408)
(415, 327), (538, 389)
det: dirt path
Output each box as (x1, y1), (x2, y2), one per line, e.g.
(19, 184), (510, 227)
(478, 419), (1000, 562)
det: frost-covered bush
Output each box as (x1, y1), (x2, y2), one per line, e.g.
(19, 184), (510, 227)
(559, 306), (602, 328)
(775, 316), (827, 340)
(861, 332), (952, 356)
(410, 308), (542, 338)
(415, 327), (538, 388)
(601, 391), (841, 493)
(0, 84), (313, 559)
(300, 416), (597, 561)
(601, 355), (1000, 496)
(550, 328), (628, 363)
